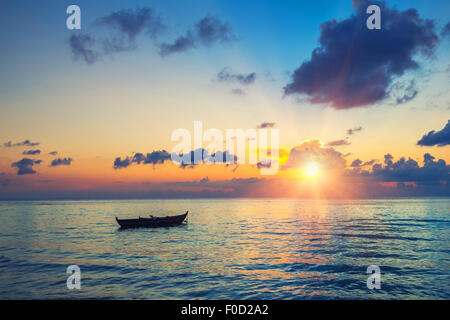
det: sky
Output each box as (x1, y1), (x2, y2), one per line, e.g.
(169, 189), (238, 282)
(0, 0), (449, 200)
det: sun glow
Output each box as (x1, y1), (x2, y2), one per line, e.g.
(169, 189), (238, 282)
(305, 162), (320, 178)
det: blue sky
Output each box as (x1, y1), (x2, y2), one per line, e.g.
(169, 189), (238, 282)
(1, 0), (448, 99)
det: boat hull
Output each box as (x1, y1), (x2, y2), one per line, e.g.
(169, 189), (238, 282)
(116, 212), (188, 229)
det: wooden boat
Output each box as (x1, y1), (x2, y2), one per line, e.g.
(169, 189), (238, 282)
(115, 211), (188, 229)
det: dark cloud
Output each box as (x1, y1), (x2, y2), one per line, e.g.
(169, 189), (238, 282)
(351, 158), (376, 167)
(101, 36), (137, 55)
(351, 159), (363, 167)
(364, 160), (377, 166)
(159, 32), (195, 56)
(216, 68), (256, 85)
(257, 122), (276, 129)
(69, 10), (233, 61)
(2, 151), (448, 199)
(114, 150), (172, 169)
(256, 160), (272, 169)
(132, 151), (171, 165)
(11, 158), (42, 175)
(326, 139), (351, 147)
(343, 153), (449, 197)
(417, 120), (450, 147)
(179, 161), (196, 170)
(195, 14), (234, 45)
(69, 32), (134, 64)
(346, 126), (363, 135)
(442, 22), (450, 38)
(69, 34), (98, 64)
(95, 7), (164, 40)
(176, 149), (237, 169)
(209, 150), (238, 165)
(50, 158), (73, 167)
(359, 153), (449, 184)
(171, 149), (203, 169)
(114, 149), (237, 170)
(159, 15), (234, 56)
(113, 157), (131, 169)
(22, 150), (41, 155)
(284, 0), (439, 109)
(3, 140), (40, 147)
(49, 151), (58, 156)
(389, 80), (418, 104)
(70, 7), (164, 64)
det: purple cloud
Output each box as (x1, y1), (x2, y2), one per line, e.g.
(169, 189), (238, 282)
(417, 120), (450, 147)
(284, 0), (439, 109)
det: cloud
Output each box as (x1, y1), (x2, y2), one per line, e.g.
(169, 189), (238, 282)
(22, 150), (41, 155)
(101, 36), (138, 55)
(3, 139), (40, 147)
(94, 7), (164, 40)
(69, 7), (164, 64)
(177, 149), (238, 169)
(49, 151), (58, 156)
(256, 160), (272, 169)
(326, 139), (351, 147)
(351, 158), (376, 167)
(208, 150), (238, 165)
(346, 126), (363, 135)
(283, 0), (439, 109)
(2, 151), (448, 199)
(442, 22), (450, 38)
(113, 157), (131, 169)
(351, 159), (363, 167)
(69, 34), (98, 65)
(132, 151), (171, 165)
(114, 149), (238, 169)
(114, 150), (172, 169)
(257, 122), (276, 129)
(72, 10), (233, 61)
(340, 152), (450, 197)
(159, 32), (195, 56)
(231, 88), (245, 95)
(11, 158), (42, 175)
(50, 158), (73, 167)
(417, 120), (450, 146)
(216, 68), (256, 85)
(356, 153), (450, 184)
(388, 80), (418, 104)
(195, 14), (234, 45)
(282, 140), (347, 170)
(159, 14), (234, 56)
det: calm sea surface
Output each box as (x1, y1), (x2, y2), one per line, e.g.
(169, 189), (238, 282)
(0, 198), (448, 299)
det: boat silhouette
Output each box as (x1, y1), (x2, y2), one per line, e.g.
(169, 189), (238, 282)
(116, 211), (188, 229)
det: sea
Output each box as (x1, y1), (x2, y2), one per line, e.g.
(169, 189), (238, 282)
(0, 198), (448, 299)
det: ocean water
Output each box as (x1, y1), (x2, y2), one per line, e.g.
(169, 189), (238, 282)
(0, 198), (448, 299)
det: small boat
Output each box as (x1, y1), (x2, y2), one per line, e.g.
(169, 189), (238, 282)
(115, 211), (188, 229)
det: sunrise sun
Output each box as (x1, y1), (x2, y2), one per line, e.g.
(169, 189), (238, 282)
(305, 163), (320, 178)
